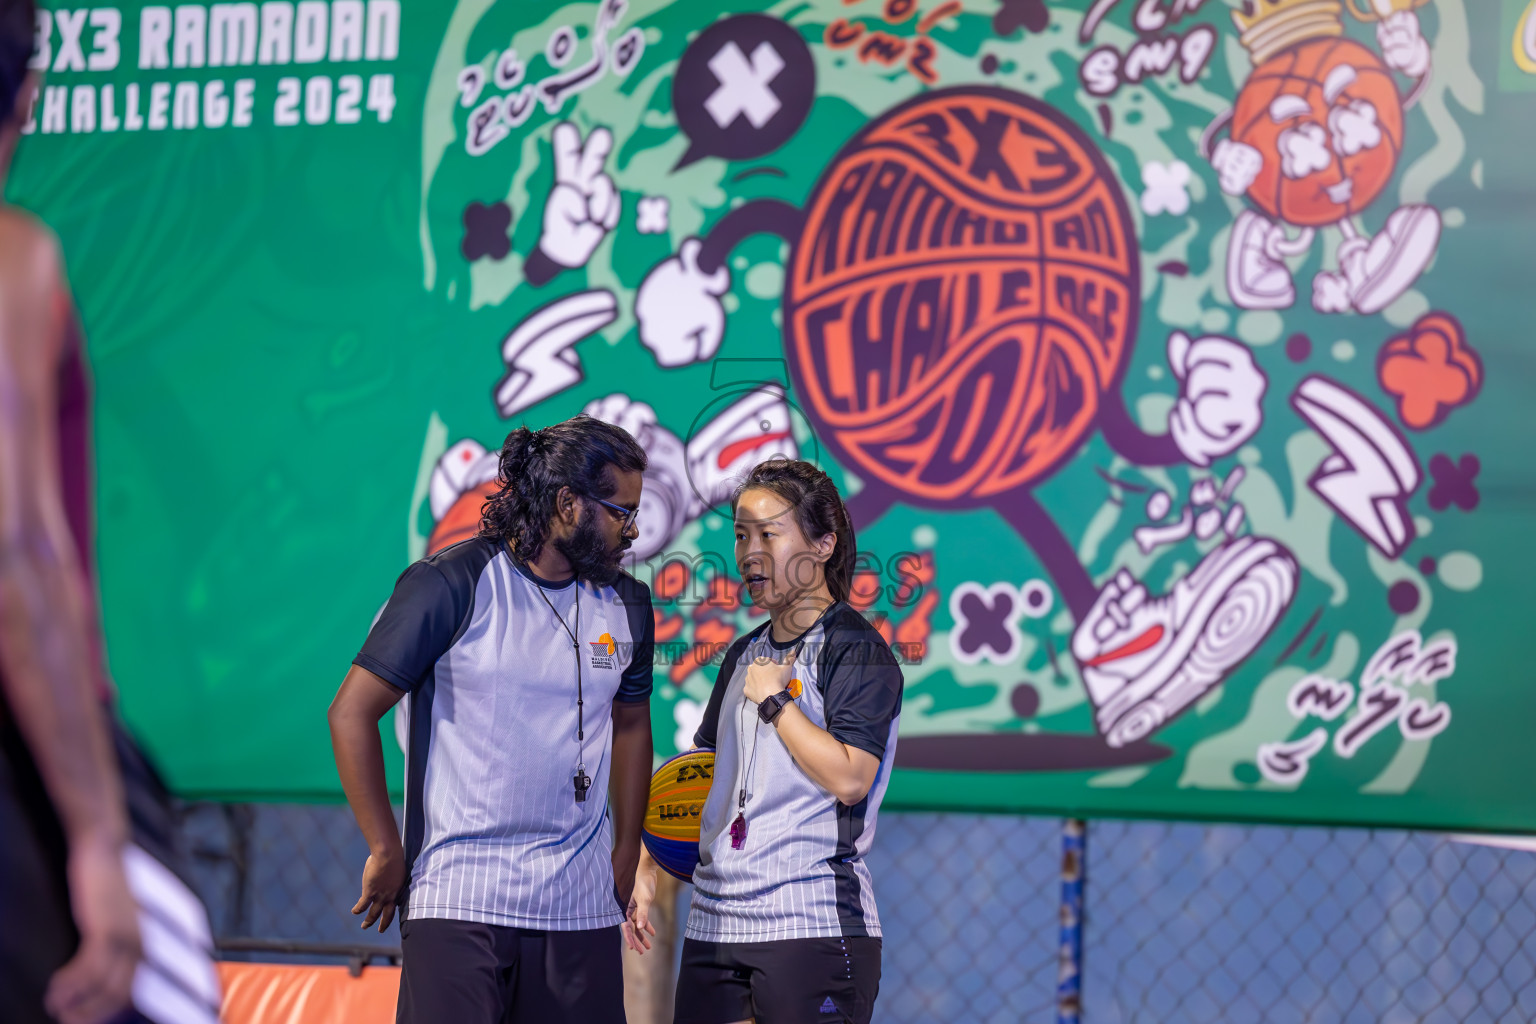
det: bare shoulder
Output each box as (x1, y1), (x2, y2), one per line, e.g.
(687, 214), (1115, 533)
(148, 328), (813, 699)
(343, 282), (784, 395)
(0, 208), (66, 372)
(0, 207), (63, 294)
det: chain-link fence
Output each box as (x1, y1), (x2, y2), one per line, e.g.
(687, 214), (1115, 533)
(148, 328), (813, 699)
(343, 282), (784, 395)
(177, 803), (1536, 1021)
(1084, 821), (1536, 1024)
(179, 803), (402, 963)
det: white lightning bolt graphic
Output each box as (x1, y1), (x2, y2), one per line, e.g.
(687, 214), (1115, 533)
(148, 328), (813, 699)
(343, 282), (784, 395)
(494, 290), (618, 418)
(1290, 375), (1421, 559)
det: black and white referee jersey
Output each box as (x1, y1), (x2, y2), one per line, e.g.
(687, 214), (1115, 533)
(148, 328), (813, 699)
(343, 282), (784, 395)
(354, 536), (654, 931)
(689, 602), (903, 943)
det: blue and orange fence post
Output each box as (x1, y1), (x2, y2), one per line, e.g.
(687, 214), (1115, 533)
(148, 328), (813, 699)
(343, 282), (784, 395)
(1057, 818), (1086, 1024)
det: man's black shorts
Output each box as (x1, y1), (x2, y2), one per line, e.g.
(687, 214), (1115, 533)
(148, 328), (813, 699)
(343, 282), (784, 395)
(396, 918), (624, 1024)
(674, 935), (882, 1024)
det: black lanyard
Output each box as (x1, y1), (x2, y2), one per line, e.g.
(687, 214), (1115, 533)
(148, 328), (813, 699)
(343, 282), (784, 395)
(512, 550), (590, 803)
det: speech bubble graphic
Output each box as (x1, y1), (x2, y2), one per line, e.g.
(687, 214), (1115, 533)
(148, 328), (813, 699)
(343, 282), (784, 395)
(671, 14), (815, 171)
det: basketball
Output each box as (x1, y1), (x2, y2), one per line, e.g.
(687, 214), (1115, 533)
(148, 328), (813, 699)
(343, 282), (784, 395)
(642, 749), (716, 882)
(1229, 37), (1403, 226)
(782, 86), (1138, 506)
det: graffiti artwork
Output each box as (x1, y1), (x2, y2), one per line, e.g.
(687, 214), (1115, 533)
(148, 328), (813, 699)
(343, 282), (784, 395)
(16, 0), (1532, 830)
(402, 0), (1508, 824)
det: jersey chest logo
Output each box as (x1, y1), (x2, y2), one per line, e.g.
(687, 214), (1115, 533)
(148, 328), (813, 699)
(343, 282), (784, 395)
(588, 632), (618, 670)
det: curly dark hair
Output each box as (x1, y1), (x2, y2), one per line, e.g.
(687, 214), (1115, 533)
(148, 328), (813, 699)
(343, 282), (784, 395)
(0, 0), (35, 126)
(478, 415), (647, 560)
(731, 458), (857, 604)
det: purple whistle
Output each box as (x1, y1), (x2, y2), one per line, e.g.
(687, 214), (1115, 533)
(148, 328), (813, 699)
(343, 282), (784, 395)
(730, 813), (748, 850)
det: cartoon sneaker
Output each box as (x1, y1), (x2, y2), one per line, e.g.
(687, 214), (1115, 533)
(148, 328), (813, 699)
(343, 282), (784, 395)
(1073, 535), (1299, 748)
(427, 479), (501, 556)
(1347, 204), (1442, 315)
(426, 440), (503, 556)
(1226, 210), (1297, 310)
(429, 439), (495, 520)
(685, 385), (798, 510)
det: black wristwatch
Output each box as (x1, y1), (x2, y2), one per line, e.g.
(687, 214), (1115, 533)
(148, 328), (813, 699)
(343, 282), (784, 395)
(758, 688), (795, 724)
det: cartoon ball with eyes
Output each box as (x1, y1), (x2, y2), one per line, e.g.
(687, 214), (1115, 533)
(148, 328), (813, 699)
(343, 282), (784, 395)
(1211, 0), (1439, 315)
(1229, 36), (1403, 226)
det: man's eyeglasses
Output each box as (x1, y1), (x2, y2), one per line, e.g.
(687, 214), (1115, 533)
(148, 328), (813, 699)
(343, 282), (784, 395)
(588, 495), (639, 533)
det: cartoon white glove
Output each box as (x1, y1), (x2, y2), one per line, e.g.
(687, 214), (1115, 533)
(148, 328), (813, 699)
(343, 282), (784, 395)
(1167, 331), (1267, 467)
(525, 122), (620, 286)
(1377, 10), (1430, 79)
(635, 237), (731, 367)
(1210, 138), (1263, 196)
(583, 392), (660, 448)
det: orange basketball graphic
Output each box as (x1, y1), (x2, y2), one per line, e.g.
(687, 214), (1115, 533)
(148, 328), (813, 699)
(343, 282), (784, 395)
(783, 86), (1138, 506)
(1229, 37), (1404, 226)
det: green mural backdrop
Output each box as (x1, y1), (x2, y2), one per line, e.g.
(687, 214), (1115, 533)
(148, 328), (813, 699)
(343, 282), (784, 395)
(10, 0), (1535, 831)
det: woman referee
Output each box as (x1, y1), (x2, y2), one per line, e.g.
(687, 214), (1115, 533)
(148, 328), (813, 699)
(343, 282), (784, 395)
(626, 458), (903, 1024)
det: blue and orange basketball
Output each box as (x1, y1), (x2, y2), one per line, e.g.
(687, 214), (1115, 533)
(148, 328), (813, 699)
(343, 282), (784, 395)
(642, 749), (715, 882)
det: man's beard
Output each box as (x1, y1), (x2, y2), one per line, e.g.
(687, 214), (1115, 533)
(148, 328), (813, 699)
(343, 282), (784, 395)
(555, 508), (628, 586)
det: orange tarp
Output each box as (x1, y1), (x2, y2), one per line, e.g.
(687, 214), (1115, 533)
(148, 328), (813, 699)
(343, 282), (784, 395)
(217, 961), (399, 1024)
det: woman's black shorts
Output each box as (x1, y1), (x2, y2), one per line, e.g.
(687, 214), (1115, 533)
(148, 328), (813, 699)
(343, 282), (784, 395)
(674, 934), (881, 1024)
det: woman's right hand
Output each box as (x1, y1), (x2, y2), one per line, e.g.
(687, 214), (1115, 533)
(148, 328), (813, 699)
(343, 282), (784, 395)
(622, 848), (659, 954)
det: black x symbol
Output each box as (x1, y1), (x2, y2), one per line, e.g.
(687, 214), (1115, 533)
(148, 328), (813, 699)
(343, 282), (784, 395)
(955, 589), (1019, 660)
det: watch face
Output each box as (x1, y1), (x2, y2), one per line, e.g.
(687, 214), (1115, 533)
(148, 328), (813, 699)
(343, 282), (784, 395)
(761, 692), (790, 722)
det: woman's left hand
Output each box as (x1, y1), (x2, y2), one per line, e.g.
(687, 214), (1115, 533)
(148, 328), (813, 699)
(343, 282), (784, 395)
(743, 647), (799, 704)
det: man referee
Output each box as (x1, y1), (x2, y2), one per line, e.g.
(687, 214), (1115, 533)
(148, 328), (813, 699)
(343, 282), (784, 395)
(328, 415), (655, 1024)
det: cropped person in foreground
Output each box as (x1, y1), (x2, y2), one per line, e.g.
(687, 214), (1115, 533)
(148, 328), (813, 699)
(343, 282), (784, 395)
(0, 1), (220, 1019)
